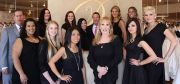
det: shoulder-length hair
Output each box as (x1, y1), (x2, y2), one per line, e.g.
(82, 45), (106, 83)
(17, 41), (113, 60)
(126, 18), (142, 45)
(65, 11), (76, 27)
(77, 18), (87, 32)
(127, 6), (139, 20)
(93, 17), (114, 45)
(45, 21), (61, 60)
(38, 8), (52, 24)
(64, 27), (81, 49)
(20, 18), (39, 38)
(110, 5), (122, 21)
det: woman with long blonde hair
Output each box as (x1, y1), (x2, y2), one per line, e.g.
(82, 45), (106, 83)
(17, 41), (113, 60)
(38, 21), (62, 84)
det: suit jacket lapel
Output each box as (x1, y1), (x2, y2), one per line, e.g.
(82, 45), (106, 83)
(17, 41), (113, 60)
(12, 24), (20, 37)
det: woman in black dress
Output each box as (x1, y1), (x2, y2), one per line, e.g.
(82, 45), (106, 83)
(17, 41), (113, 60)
(122, 18), (157, 84)
(77, 18), (89, 51)
(12, 18), (41, 84)
(88, 17), (123, 84)
(48, 28), (86, 84)
(110, 5), (126, 43)
(38, 21), (61, 84)
(143, 6), (177, 84)
(110, 6), (126, 84)
(77, 18), (95, 84)
(37, 8), (52, 38)
(61, 11), (76, 45)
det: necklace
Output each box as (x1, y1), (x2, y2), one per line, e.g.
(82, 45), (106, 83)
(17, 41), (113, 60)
(27, 37), (37, 43)
(73, 52), (80, 71)
(145, 23), (157, 34)
(130, 38), (135, 43)
(130, 39), (134, 43)
(101, 45), (103, 48)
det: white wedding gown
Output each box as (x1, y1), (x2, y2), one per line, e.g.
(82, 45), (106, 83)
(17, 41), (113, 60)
(163, 35), (180, 83)
(173, 38), (180, 84)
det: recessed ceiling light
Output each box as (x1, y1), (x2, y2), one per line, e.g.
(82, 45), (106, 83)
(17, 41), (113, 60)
(159, 0), (162, 3)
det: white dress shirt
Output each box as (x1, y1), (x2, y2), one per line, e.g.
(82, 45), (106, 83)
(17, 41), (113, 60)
(92, 24), (98, 35)
(15, 24), (21, 32)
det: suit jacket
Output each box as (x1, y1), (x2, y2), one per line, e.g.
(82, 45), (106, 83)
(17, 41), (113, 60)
(0, 24), (19, 72)
(86, 24), (95, 47)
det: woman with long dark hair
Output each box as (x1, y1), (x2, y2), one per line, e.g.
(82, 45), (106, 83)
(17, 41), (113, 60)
(77, 18), (95, 84)
(122, 18), (157, 84)
(37, 8), (52, 38)
(77, 18), (89, 51)
(12, 18), (41, 84)
(49, 28), (86, 84)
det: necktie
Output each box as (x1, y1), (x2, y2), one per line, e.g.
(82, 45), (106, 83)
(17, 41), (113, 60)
(19, 26), (22, 32)
(94, 26), (97, 35)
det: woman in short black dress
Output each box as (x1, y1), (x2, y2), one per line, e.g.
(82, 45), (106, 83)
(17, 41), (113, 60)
(143, 6), (177, 84)
(12, 18), (41, 84)
(122, 18), (157, 84)
(49, 28), (86, 84)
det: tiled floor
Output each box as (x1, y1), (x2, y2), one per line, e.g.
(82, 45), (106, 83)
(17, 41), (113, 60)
(0, 74), (173, 84)
(166, 80), (173, 84)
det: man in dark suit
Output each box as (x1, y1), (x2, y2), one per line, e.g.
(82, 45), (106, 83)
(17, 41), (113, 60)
(86, 12), (100, 48)
(0, 9), (24, 84)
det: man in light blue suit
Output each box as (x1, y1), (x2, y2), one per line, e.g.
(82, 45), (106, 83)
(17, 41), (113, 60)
(0, 9), (24, 84)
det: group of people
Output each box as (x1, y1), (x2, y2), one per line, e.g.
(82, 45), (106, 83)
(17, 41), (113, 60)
(0, 5), (179, 84)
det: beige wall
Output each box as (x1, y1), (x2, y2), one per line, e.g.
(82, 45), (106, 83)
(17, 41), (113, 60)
(48, 0), (142, 26)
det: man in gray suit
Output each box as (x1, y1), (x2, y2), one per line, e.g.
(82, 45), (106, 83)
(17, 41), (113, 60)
(0, 9), (24, 84)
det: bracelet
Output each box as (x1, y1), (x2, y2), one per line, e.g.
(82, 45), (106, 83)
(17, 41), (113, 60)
(138, 61), (141, 66)
(57, 75), (61, 79)
(105, 66), (108, 71)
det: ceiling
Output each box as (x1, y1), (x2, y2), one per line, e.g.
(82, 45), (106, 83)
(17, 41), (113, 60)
(142, 0), (180, 22)
(0, 0), (46, 10)
(143, 0), (180, 6)
(0, 0), (47, 18)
